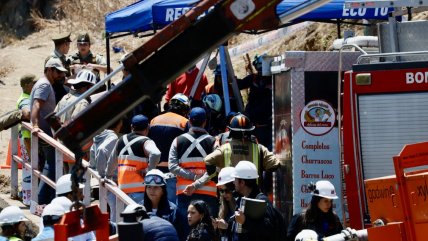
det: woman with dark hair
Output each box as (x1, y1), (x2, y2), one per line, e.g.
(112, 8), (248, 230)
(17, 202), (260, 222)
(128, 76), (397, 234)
(212, 167), (236, 240)
(186, 200), (217, 241)
(0, 206), (30, 241)
(286, 180), (343, 241)
(143, 169), (177, 223)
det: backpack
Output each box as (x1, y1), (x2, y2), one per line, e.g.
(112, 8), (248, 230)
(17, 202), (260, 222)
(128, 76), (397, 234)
(267, 204), (287, 241)
(256, 193), (287, 241)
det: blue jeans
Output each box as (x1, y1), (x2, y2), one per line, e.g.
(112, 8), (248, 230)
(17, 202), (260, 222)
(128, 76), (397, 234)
(177, 193), (219, 241)
(107, 191), (117, 222)
(128, 192), (144, 204)
(38, 144), (56, 205)
(166, 176), (177, 204)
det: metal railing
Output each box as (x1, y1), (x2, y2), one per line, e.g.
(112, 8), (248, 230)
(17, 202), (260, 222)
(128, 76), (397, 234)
(9, 122), (136, 239)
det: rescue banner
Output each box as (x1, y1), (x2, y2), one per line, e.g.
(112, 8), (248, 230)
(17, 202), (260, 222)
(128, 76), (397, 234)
(291, 71), (343, 222)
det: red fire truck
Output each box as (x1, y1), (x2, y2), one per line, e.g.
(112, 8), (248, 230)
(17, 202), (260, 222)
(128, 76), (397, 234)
(342, 19), (428, 230)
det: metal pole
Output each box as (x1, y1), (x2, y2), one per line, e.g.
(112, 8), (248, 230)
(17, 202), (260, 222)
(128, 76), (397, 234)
(219, 46), (231, 115)
(337, 20), (341, 39)
(106, 33), (111, 89)
(223, 45), (244, 112)
(189, 53), (211, 99)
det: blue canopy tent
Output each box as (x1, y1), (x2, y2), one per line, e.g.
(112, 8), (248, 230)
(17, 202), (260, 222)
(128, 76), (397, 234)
(105, 0), (393, 35)
(104, 0), (393, 74)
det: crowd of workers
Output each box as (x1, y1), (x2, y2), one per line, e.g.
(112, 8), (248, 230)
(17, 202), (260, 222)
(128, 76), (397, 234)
(0, 32), (344, 241)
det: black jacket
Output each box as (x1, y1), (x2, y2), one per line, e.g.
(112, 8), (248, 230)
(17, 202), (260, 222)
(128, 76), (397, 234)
(229, 189), (276, 241)
(286, 211), (343, 241)
(187, 223), (214, 241)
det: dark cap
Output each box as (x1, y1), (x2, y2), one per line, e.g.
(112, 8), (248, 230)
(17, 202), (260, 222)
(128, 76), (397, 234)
(77, 33), (90, 44)
(131, 114), (149, 130)
(52, 32), (72, 44)
(20, 74), (37, 87)
(189, 107), (206, 123)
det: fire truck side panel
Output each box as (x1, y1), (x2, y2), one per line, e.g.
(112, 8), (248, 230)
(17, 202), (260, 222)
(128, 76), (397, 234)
(364, 175), (403, 223)
(343, 63), (428, 229)
(367, 222), (408, 241)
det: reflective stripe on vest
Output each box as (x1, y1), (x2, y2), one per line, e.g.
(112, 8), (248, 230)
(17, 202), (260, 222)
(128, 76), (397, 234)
(9, 237), (23, 241)
(223, 142), (259, 171)
(118, 135), (149, 194)
(32, 237), (53, 241)
(177, 133), (217, 197)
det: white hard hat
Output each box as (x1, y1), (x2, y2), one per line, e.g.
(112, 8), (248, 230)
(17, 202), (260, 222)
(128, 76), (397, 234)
(0, 206), (29, 225)
(171, 93), (190, 107)
(124, 203), (146, 213)
(68, 69), (96, 85)
(203, 94), (222, 112)
(295, 229), (318, 241)
(231, 160), (259, 179)
(51, 196), (73, 211)
(42, 203), (65, 217)
(312, 180), (338, 199)
(144, 169), (167, 186)
(217, 167), (235, 186)
(56, 174), (85, 196)
(122, 203), (147, 221)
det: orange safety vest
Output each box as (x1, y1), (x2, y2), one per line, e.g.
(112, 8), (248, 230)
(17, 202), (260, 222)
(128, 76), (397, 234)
(176, 133), (217, 197)
(117, 135), (149, 193)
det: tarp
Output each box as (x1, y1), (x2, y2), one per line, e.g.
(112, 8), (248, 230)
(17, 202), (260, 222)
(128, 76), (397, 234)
(277, 0), (392, 22)
(105, 0), (393, 34)
(105, 0), (200, 34)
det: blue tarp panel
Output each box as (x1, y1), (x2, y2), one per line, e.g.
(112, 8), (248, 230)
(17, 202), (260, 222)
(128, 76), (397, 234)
(105, 0), (164, 33)
(105, 0), (201, 34)
(152, 0), (201, 27)
(105, 0), (393, 34)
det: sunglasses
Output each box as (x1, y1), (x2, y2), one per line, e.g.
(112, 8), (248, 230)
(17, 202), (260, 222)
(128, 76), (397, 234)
(77, 42), (89, 47)
(145, 175), (165, 185)
(219, 188), (232, 194)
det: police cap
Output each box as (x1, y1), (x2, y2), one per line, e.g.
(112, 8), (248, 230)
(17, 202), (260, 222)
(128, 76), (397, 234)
(51, 32), (72, 44)
(77, 33), (90, 44)
(20, 74), (37, 87)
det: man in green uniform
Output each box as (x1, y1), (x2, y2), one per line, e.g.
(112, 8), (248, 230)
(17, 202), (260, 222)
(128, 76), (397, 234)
(196, 113), (280, 193)
(69, 33), (108, 81)
(46, 32), (72, 103)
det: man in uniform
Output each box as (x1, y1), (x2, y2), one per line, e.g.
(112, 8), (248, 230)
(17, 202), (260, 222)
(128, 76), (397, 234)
(70, 33), (109, 81)
(46, 32), (72, 103)
(238, 54), (273, 150)
(168, 107), (217, 239)
(197, 113), (280, 193)
(109, 114), (161, 204)
(149, 93), (190, 204)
